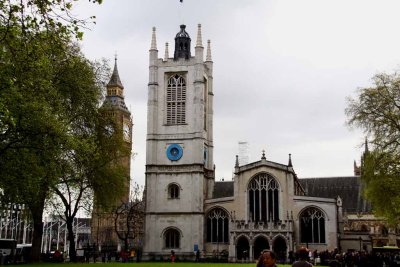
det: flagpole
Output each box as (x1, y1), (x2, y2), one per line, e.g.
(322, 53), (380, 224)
(179, 0), (184, 25)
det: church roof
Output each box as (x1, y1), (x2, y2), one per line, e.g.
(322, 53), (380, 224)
(213, 181), (234, 198)
(107, 58), (124, 89)
(299, 176), (372, 213)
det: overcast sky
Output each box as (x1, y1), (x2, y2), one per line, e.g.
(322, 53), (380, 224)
(76, 0), (400, 188)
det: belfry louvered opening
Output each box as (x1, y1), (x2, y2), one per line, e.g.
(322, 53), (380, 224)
(166, 74), (186, 125)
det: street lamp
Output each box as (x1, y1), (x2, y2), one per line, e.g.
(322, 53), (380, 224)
(359, 236), (362, 251)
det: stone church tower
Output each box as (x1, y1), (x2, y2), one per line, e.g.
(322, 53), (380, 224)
(91, 58), (133, 249)
(143, 24), (214, 258)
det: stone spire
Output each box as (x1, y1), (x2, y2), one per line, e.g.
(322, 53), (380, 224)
(107, 56), (124, 89)
(102, 56), (129, 112)
(196, 24), (203, 47)
(206, 40), (212, 61)
(288, 153), (293, 167)
(150, 27), (157, 50)
(164, 42), (169, 60)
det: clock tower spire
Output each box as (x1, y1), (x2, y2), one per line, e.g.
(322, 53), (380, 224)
(91, 56), (133, 248)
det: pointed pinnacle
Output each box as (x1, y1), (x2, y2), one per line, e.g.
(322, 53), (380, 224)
(150, 27), (157, 50)
(196, 24), (203, 47)
(107, 56), (124, 89)
(206, 40), (212, 61)
(164, 42), (169, 60)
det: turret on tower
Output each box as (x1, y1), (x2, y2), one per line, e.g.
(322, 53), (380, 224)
(174, 24), (191, 60)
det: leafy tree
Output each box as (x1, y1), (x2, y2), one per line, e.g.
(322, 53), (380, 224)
(0, 1), (113, 262)
(43, 53), (129, 262)
(346, 71), (400, 224)
(0, 29), (75, 261)
(0, 0), (101, 43)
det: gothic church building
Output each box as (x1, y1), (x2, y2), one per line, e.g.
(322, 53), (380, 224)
(143, 24), (340, 262)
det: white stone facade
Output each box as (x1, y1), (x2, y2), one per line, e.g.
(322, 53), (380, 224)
(144, 25), (214, 259)
(143, 25), (339, 262)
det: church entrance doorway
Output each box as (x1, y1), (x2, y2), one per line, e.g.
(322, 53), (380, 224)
(253, 236), (270, 260)
(273, 236), (287, 263)
(236, 236), (249, 261)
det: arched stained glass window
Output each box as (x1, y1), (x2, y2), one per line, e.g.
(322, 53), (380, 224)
(248, 173), (280, 222)
(206, 208), (229, 243)
(300, 207), (326, 244)
(164, 228), (180, 249)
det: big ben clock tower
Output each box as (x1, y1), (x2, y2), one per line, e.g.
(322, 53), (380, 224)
(143, 24), (214, 259)
(102, 57), (132, 202)
(91, 57), (132, 248)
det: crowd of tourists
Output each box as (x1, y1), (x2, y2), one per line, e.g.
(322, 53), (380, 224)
(305, 248), (400, 267)
(257, 247), (400, 267)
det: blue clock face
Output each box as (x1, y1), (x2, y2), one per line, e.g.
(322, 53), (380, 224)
(166, 144), (183, 161)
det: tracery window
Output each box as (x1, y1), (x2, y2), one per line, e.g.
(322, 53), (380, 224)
(166, 74), (186, 125)
(164, 228), (180, 249)
(248, 173), (280, 222)
(300, 207), (326, 244)
(206, 208), (229, 243)
(168, 183), (180, 199)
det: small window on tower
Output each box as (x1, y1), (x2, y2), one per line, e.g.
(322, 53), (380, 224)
(168, 183), (180, 199)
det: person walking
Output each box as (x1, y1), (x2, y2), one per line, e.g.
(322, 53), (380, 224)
(170, 250), (175, 263)
(292, 247), (313, 267)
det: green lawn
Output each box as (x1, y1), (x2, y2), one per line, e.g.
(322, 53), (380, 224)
(17, 263), (295, 267)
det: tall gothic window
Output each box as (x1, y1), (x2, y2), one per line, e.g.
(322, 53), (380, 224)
(300, 207), (326, 244)
(164, 228), (180, 248)
(166, 74), (186, 125)
(206, 208), (229, 243)
(248, 173), (280, 222)
(168, 183), (180, 199)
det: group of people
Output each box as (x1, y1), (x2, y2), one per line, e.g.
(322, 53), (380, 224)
(257, 247), (313, 267)
(257, 247), (400, 267)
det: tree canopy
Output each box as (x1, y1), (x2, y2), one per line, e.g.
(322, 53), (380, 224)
(0, 0), (131, 262)
(346, 71), (400, 224)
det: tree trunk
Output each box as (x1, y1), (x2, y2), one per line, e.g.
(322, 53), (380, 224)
(67, 218), (77, 262)
(124, 238), (129, 252)
(30, 213), (43, 262)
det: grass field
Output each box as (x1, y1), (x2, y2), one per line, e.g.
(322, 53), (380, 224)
(20, 263), (295, 267)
